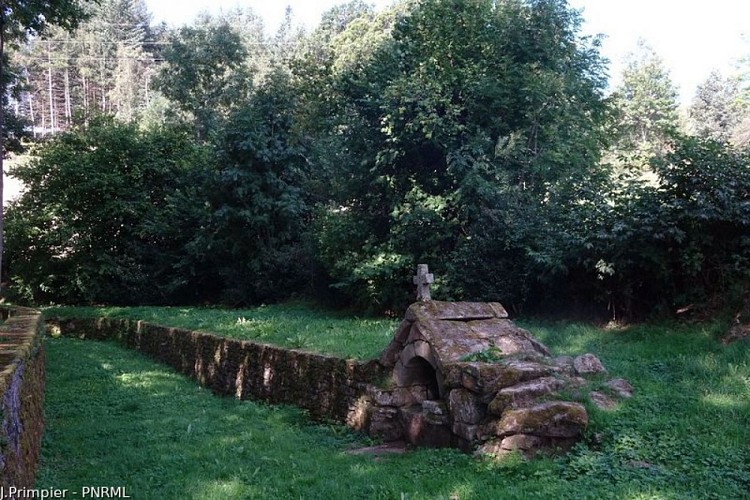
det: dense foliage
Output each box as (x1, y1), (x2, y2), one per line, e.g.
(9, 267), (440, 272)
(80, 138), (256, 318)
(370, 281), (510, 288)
(305, 0), (611, 312)
(6, 118), (212, 304)
(4, 0), (750, 318)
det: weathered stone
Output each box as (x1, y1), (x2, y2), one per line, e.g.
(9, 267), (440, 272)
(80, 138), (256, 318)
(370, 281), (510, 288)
(422, 400), (451, 426)
(448, 389), (486, 424)
(606, 378), (634, 399)
(482, 401), (588, 439)
(476, 436), (546, 458)
(412, 340), (434, 363)
(400, 405), (452, 447)
(565, 376), (589, 388)
(406, 301), (508, 322)
(499, 434), (547, 452)
(554, 355), (575, 375)
(378, 299), (624, 457)
(487, 361), (553, 392)
(379, 320), (412, 367)
(488, 303), (509, 318)
(413, 264), (435, 301)
(367, 385), (423, 407)
(442, 363), (465, 388)
(494, 335), (541, 357)
(452, 422), (480, 442)
(574, 353), (607, 375)
(459, 364), (480, 392)
(466, 319), (552, 357)
(487, 377), (565, 415)
(589, 391), (617, 410)
(347, 395), (373, 430)
(421, 320), (494, 365)
(369, 407), (403, 442)
(475, 439), (508, 457)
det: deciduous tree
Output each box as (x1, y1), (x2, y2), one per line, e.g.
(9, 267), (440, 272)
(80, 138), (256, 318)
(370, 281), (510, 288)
(0, 0), (91, 287)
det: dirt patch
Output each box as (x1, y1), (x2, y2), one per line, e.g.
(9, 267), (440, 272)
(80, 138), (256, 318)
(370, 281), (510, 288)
(347, 441), (409, 457)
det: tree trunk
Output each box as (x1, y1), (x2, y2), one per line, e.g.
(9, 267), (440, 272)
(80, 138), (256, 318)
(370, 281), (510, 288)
(26, 73), (37, 137)
(0, 23), (5, 288)
(64, 67), (72, 126)
(82, 73), (89, 123)
(47, 42), (55, 133)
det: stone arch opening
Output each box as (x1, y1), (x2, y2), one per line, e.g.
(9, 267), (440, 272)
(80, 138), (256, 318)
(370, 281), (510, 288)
(402, 356), (440, 401)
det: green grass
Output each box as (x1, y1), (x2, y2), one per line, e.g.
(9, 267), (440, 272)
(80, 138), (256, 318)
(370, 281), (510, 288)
(45, 302), (398, 360)
(37, 310), (750, 499)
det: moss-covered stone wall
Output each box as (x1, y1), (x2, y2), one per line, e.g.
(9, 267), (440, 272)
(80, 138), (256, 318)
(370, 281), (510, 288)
(0, 306), (45, 489)
(50, 318), (385, 424)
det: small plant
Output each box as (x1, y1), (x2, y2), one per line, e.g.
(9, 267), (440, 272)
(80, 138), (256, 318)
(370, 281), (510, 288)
(285, 332), (311, 350)
(461, 345), (504, 363)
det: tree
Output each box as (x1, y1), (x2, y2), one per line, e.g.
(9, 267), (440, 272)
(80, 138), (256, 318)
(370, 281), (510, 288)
(309, 0), (611, 312)
(1, 0), (91, 287)
(5, 117), (213, 304)
(13, 0), (159, 130)
(154, 14), (255, 140)
(202, 68), (310, 304)
(608, 40), (680, 169)
(687, 71), (744, 142)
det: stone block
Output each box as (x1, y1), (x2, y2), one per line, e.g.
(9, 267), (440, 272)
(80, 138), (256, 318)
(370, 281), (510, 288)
(553, 355), (575, 375)
(422, 400), (451, 426)
(487, 361), (553, 392)
(442, 363), (465, 388)
(347, 395), (374, 430)
(406, 301), (507, 322)
(499, 433), (546, 452)
(369, 407), (404, 442)
(589, 391), (617, 410)
(379, 320), (411, 367)
(413, 340), (435, 365)
(461, 362), (510, 392)
(452, 422), (480, 442)
(367, 386), (420, 407)
(484, 401), (588, 439)
(574, 353), (607, 375)
(400, 405), (452, 447)
(448, 388), (486, 424)
(466, 319), (551, 357)
(487, 377), (565, 415)
(606, 378), (634, 399)
(420, 320), (492, 364)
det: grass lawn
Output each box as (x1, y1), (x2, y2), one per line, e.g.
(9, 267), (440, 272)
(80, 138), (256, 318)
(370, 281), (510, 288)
(37, 305), (750, 498)
(46, 302), (398, 360)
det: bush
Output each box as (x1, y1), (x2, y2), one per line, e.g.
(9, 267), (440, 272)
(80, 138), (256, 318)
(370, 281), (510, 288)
(562, 136), (750, 319)
(5, 117), (213, 305)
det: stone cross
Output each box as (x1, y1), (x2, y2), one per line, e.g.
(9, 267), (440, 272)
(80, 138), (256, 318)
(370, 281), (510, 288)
(413, 264), (434, 301)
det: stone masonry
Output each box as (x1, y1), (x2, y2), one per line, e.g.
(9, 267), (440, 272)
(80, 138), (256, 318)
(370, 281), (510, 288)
(358, 300), (633, 457)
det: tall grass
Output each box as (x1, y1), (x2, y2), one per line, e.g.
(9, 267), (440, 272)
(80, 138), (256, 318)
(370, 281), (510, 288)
(37, 307), (750, 498)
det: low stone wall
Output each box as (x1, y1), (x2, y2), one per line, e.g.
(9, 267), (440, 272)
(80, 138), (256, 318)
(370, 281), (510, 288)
(48, 308), (631, 459)
(49, 318), (386, 424)
(0, 306), (45, 489)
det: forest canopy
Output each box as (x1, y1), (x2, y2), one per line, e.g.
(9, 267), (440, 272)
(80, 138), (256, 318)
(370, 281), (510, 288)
(3, 0), (750, 320)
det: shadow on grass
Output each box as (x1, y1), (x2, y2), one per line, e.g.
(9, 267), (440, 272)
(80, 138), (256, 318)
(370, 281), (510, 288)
(37, 330), (750, 499)
(525, 321), (750, 496)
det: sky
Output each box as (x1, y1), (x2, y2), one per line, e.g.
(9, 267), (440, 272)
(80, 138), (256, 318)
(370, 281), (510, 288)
(147, 0), (750, 104)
